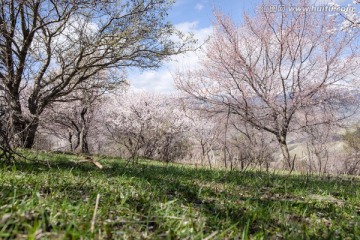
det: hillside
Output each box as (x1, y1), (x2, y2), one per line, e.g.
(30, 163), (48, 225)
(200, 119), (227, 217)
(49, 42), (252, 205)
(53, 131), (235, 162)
(1, 151), (360, 239)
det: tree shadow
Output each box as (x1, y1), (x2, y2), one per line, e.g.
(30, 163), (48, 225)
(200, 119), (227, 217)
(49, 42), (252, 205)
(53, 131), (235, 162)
(1, 157), (359, 238)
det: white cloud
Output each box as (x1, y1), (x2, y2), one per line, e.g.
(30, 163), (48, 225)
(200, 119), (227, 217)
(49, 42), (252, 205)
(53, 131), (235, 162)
(128, 21), (212, 94)
(175, 21), (199, 33)
(195, 3), (204, 11)
(129, 70), (175, 93)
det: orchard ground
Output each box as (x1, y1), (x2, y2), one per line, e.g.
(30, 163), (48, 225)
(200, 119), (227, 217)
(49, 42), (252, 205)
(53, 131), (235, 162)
(0, 150), (360, 239)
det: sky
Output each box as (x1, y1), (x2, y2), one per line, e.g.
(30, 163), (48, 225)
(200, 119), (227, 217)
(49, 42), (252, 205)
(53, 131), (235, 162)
(128, 0), (357, 94)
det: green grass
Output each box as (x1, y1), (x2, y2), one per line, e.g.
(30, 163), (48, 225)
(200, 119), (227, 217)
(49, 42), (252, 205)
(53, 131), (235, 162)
(1, 151), (360, 239)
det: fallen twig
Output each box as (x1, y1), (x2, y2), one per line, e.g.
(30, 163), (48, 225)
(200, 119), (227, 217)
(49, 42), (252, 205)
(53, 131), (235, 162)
(78, 156), (103, 169)
(91, 194), (100, 234)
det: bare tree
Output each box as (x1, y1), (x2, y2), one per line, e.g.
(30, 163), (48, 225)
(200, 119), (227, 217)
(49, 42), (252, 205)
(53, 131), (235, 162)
(175, 0), (359, 170)
(41, 92), (101, 154)
(39, 69), (126, 154)
(303, 124), (333, 174)
(186, 111), (223, 169)
(229, 120), (276, 171)
(0, 0), (193, 149)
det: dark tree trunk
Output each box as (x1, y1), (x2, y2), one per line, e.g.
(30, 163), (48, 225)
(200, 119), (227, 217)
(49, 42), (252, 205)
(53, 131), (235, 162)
(277, 134), (294, 171)
(68, 132), (74, 152)
(7, 89), (41, 149)
(77, 107), (90, 154)
(8, 95), (39, 149)
(78, 126), (89, 154)
(10, 112), (39, 148)
(200, 140), (205, 166)
(23, 121), (38, 149)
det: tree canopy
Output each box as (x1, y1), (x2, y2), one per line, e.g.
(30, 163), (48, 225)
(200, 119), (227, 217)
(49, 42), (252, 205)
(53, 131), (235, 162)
(0, 0), (193, 148)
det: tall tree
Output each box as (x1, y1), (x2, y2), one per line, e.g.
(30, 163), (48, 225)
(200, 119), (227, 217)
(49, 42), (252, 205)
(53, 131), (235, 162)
(0, 0), (192, 148)
(176, 0), (359, 169)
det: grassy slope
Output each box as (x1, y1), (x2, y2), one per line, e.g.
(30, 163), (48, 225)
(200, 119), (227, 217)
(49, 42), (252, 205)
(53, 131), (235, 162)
(0, 151), (360, 239)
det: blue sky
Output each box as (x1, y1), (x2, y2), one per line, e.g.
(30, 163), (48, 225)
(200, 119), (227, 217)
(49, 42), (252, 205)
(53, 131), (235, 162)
(169, 0), (255, 27)
(128, 0), (356, 93)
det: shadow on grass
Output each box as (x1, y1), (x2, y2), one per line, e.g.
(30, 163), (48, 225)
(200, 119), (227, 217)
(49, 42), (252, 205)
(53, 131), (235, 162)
(1, 156), (360, 237)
